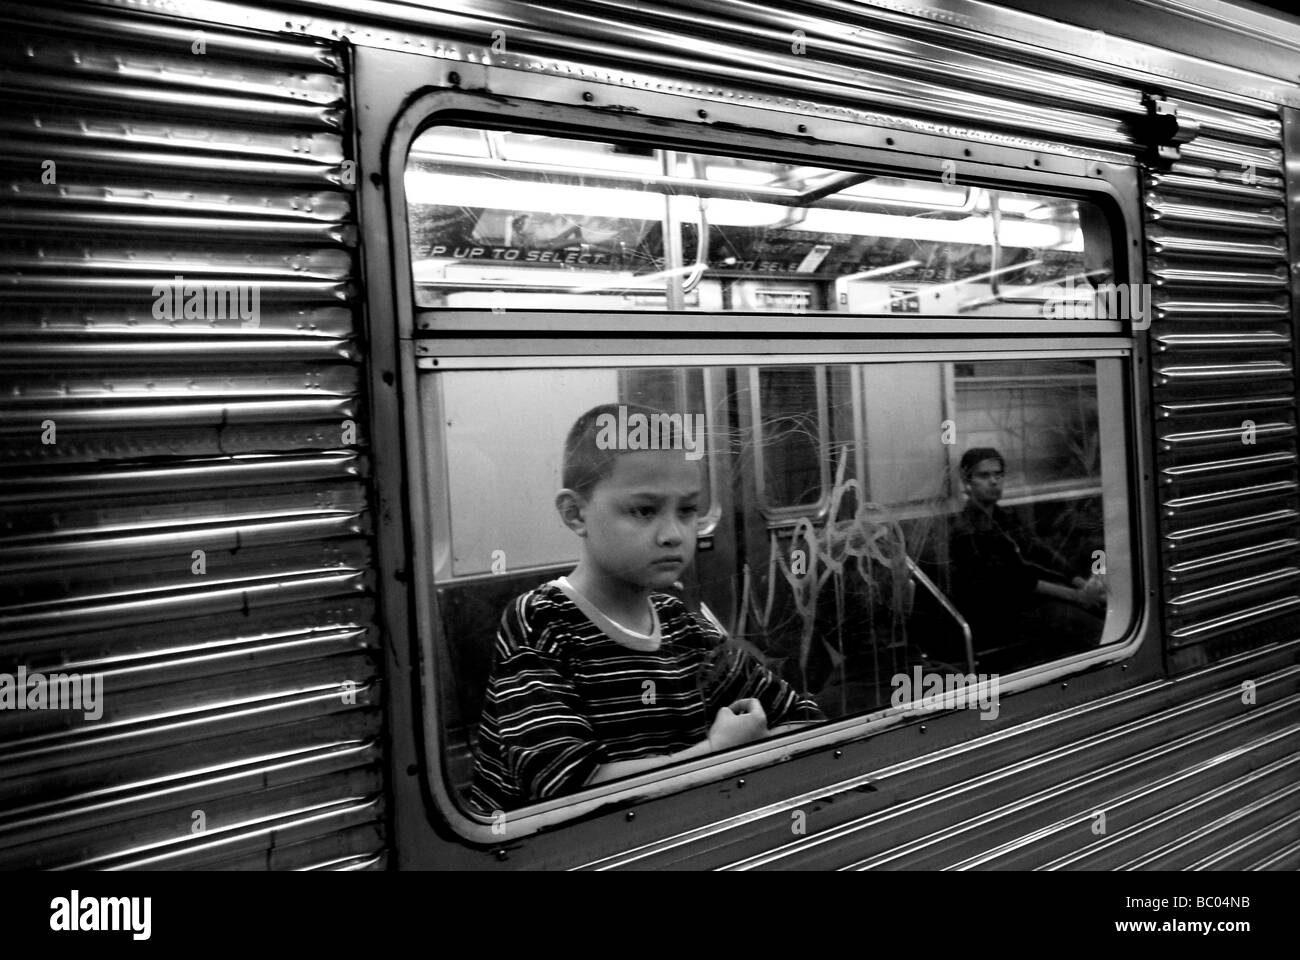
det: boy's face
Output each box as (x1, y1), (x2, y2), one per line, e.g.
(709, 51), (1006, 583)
(569, 450), (702, 592)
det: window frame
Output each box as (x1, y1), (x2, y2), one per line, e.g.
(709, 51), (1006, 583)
(386, 85), (1151, 843)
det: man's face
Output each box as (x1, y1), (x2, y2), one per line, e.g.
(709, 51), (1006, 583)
(966, 457), (1004, 508)
(579, 451), (702, 591)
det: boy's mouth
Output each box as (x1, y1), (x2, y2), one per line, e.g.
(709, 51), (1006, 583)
(653, 556), (684, 567)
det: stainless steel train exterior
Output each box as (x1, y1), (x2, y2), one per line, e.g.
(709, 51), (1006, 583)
(2, 0), (1299, 871)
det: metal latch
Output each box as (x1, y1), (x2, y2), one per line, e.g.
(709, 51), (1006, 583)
(1140, 94), (1200, 163)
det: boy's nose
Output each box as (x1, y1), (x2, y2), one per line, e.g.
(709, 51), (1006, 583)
(658, 516), (685, 545)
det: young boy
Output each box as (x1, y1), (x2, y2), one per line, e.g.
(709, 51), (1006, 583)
(469, 402), (824, 813)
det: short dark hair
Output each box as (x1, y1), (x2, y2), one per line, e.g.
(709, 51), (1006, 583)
(562, 402), (683, 498)
(960, 447), (1005, 481)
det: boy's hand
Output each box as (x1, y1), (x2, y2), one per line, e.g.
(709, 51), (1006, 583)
(707, 699), (768, 751)
(1065, 575), (1106, 612)
(1071, 575), (1107, 611)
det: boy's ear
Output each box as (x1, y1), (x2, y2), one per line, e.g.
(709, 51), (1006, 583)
(555, 489), (588, 536)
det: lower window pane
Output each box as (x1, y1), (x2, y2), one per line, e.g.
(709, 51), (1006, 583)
(424, 355), (1131, 808)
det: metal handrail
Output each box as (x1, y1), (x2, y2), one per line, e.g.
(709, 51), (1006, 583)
(905, 554), (975, 675)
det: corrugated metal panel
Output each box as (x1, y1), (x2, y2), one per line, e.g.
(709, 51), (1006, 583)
(0, 5), (385, 869)
(51, 0), (1277, 180)
(1145, 93), (1300, 669)
(78, 0), (1300, 112)
(567, 650), (1300, 870)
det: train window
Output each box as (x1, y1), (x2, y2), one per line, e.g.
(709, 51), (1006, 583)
(405, 126), (1117, 318)
(401, 110), (1137, 823)
(421, 355), (1132, 811)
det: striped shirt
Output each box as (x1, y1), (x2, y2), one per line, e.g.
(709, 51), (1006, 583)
(469, 581), (824, 812)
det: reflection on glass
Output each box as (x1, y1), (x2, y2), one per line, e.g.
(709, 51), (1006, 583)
(428, 357), (1124, 807)
(757, 367), (825, 508)
(406, 126), (1114, 315)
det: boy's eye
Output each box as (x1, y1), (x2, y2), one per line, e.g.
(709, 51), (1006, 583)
(679, 504), (699, 517)
(631, 505), (656, 518)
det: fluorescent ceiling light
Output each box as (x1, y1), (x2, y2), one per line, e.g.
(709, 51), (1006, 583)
(704, 164), (782, 185)
(407, 171), (801, 227)
(842, 180), (969, 207)
(992, 196), (1046, 215)
(406, 172), (1083, 248)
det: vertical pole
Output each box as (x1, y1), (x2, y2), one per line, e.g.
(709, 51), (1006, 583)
(661, 149), (685, 311)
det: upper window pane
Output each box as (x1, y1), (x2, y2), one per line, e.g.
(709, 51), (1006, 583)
(406, 126), (1115, 315)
